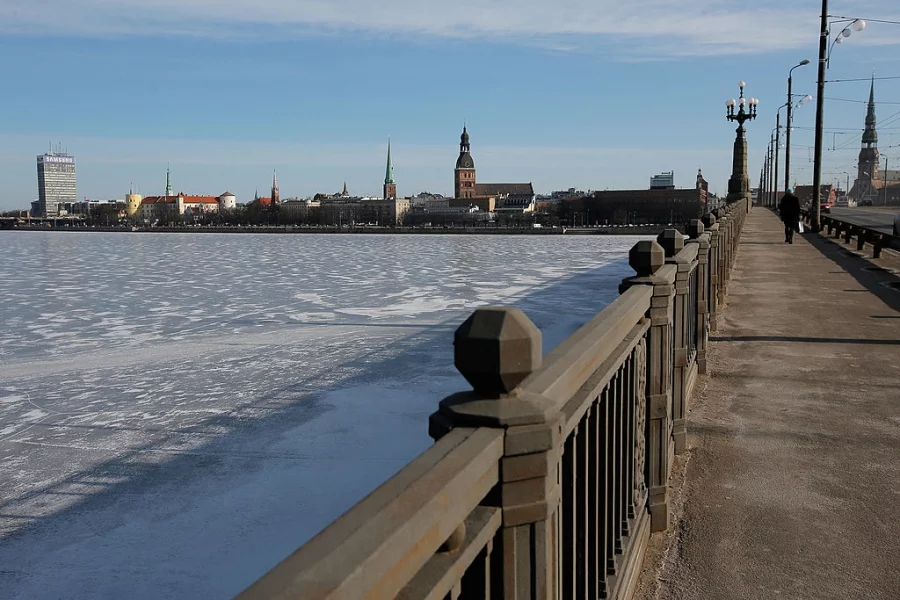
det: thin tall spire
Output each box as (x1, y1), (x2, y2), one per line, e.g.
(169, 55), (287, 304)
(272, 169), (278, 189)
(385, 137), (395, 185)
(165, 165), (173, 197)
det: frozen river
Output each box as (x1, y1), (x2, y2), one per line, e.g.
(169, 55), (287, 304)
(0, 231), (644, 599)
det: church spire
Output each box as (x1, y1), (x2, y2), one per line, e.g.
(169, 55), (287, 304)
(383, 138), (397, 200)
(866, 75), (876, 125)
(165, 165), (173, 197)
(271, 169), (280, 205)
(855, 74), (880, 200)
(385, 138), (394, 185)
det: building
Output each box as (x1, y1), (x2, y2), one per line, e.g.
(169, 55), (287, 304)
(849, 77), (885, 204)
(452, 126), (536, 212)
(138, 168), (237, 221)
(563, 169), (709, 226)
(125, 187), (143, 218)
(650, 171), (676, 190)
(794, 184), (836, 208)
(384, 139), (397, 200)
(360, 198), (410, 226)
(36, 151), (77, 217)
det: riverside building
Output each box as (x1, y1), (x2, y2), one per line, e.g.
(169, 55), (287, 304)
(36, 152), (77, 217)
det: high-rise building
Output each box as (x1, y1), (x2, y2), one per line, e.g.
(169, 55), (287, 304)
(37, 151), (77, 217)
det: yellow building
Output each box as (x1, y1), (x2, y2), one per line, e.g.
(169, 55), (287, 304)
(125, 188), (143, 218)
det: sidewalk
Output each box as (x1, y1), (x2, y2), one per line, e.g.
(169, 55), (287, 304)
(641, 209), (900, 599)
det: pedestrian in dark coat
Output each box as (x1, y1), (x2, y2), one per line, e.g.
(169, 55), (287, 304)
(779, 188), (801, 244)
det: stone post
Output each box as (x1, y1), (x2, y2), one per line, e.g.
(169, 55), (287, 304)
(619, 241), (675, 533)
(656, 229), (689, 456)
(429, 307), (562, 600)
(687, 220), (710, 375)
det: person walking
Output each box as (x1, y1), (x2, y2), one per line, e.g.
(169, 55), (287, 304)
(779, 187), (801, 244)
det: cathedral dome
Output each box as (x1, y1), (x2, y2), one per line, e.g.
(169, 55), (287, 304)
(456, 153), (475, 169)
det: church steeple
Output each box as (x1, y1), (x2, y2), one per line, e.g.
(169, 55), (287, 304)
(454, 124), (476, 199)
(853, 75), (880, 201)
(271, 169), (280, 205)
(859, 76), (879, 177)
(383, 138), (397, 200)
(165, 166), (173, 197)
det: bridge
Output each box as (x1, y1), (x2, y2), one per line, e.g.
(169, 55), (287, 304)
(233, 199), (900, 599)
(229, 199), (899, 598)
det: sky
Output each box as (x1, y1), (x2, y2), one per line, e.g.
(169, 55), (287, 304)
(1, 0), (899, 210)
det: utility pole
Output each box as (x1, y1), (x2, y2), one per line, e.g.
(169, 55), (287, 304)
(812, 0), (828, 231)
(774, 110), (782, 206)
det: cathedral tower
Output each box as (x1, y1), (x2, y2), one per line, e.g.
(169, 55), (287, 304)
(858, 76), (880, 183)
(454, 125), (476, 199)
(851, 76), (880, 202)
(384, 138), (397, 200)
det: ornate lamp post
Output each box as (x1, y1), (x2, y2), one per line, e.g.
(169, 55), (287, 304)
(725, 82), (759, 211)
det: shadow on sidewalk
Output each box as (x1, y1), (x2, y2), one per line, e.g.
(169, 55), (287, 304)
(711, 335), (900, 346)
(801, 231), (900, 314)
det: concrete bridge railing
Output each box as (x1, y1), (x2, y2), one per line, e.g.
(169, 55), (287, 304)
(237, 200), (750, 600)
(801, 211), (900, 259)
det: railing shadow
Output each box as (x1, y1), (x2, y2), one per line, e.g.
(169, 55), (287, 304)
(711, 334), (900, 346)
(0, 245), (644, 600)
(800, 230), (900, 313)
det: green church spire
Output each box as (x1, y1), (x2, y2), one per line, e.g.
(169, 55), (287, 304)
(384, 137), (395, 185)
(165, 165), (173, 197)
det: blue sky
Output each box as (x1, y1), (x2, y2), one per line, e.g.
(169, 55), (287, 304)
(1, 0), (899, 210)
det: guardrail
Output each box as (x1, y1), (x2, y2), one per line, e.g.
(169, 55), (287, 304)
(237, 200), (750, 600)
(801, 211), (900, 259)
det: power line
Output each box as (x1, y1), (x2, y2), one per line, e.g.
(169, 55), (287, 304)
(825, 97), (900, 105)
(825, 76), (900, 83)
(827, 16), (900, 26)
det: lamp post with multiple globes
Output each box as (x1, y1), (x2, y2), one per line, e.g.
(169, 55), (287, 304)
(725, 82), (759, 211)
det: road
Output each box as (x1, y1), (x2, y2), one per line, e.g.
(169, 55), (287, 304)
(830, 206), (898, 234)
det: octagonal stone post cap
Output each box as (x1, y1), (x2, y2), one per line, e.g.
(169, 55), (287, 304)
(454, 307), (542, 397)
(687, 219), (705, 239)
(703, 213), (717, 227)
(629, 240), (665, 276)
(656, 228), (685, 257)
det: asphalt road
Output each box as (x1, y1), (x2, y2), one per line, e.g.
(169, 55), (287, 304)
(829, 206), (899, 234)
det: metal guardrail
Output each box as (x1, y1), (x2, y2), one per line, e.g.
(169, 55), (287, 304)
(237, 200), (751, 600)
(801, 210), (900, 258)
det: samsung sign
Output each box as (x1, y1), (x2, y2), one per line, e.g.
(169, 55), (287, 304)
(39, 155), (76, 165)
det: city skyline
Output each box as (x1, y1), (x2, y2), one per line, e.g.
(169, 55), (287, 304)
(1, 1), (900, 209)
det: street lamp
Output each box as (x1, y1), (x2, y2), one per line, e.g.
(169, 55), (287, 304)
(785, 59), (810, 196)
(813, 1), (867, 230)
(725, 81), (759, 211)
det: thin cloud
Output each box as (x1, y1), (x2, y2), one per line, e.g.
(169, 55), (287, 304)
(2, 0), (898, 57)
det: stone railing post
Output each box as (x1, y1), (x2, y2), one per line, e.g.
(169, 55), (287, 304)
(687, 220), (710, 374)
(705, 214), (720, 331)
(619, 241), (675, 532)
(429, 307), (561, 600)
(656, 229), (689, 456)
(716, 211), (729, 306)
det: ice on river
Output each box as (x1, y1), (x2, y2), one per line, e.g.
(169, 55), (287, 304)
(0, 231), (644, 599)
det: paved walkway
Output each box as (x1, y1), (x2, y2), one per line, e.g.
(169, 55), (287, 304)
(642, 209), (900, 599)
